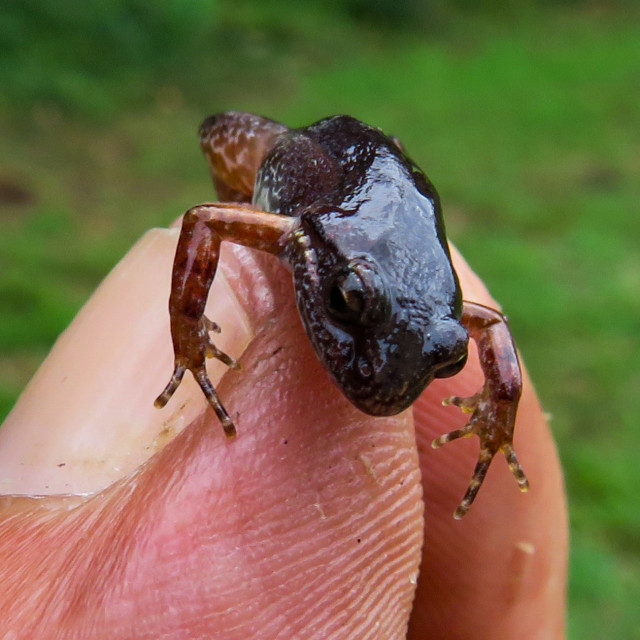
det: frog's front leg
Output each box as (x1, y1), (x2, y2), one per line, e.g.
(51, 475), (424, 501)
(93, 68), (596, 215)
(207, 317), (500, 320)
(432, 301), (530, 518)
(155, 203), (297, 437)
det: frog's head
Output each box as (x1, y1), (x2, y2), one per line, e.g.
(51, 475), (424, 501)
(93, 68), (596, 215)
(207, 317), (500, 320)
(286, 208), (469, 416)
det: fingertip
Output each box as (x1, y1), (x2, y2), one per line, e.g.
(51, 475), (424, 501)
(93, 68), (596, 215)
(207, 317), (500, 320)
(409, 252), (568, 639)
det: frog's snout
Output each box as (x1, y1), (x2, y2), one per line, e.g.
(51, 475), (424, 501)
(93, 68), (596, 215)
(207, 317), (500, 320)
(431, 321), (469, 380)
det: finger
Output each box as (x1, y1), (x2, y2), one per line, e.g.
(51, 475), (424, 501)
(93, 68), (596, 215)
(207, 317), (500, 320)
(408, 247), (568, 639)
(0, 232), (424, 639)
(0, 229), (253, 495)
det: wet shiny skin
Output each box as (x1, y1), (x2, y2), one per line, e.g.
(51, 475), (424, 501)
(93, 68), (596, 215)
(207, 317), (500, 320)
(254, 116), (469, 415)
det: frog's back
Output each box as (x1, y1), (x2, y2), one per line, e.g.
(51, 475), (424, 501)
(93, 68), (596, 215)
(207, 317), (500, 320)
(253, 115), (433, 218)
(271, 116), (465, 416)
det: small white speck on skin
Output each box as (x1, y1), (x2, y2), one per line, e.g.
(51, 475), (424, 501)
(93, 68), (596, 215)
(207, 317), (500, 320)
(515, 541), (536, 556)
(312, 496), (327, 519)
(358, 453), (379, 483)
(506, 540), (537, 600)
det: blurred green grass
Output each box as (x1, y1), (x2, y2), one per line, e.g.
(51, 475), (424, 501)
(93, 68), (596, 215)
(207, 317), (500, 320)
(1, 1), (638, 637)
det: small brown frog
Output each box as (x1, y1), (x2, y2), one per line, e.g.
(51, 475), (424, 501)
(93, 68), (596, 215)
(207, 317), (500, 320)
(155, 112), (529, 518)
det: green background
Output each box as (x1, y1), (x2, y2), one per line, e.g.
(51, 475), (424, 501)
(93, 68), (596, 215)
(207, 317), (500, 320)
(1, 1), (638, 637)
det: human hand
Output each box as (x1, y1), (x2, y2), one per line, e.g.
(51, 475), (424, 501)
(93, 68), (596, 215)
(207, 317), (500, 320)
(0, 230), (567, 639)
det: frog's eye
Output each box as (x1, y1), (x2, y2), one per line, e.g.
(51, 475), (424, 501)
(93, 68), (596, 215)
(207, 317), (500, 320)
(328, 272), (366, 323)
(326, 260), (390, 326)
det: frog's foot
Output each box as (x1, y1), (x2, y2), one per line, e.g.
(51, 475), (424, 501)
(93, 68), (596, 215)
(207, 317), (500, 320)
(154, 316), (240, 438)
(432, 391), (529, 519)
(202, 316), (242, 372)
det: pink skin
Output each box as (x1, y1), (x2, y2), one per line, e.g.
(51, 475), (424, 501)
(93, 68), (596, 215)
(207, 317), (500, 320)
(0, 230), (567, 639)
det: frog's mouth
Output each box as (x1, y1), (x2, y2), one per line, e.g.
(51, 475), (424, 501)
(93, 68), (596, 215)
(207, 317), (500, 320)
(433, 349), (468, 379)
(347, 386), (423, 417)
(335, 363), (434, 416)
(322, 317), (469, 418)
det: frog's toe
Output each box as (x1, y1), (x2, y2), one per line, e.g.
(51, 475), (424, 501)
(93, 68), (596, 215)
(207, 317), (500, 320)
(442, 392), (480, 413)
(203, 316), (221, 334)
(154, 363), (187, 408)
(453, 444), (497, 519)
(202, 319), (241, 370)
(205, 338), (242, 370)
(432, 416), (500, 517)
(431, 422), (474, 449)
(193, 368), (237, 438)
(503, 443), (530, 492)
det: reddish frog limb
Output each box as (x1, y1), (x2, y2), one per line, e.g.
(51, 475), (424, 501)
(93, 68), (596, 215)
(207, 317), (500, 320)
(432, 301), (530, 518)
(154, 203), (297, 437)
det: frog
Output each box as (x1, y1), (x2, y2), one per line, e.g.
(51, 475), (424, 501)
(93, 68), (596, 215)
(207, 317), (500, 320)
(155, 111), (529, 518)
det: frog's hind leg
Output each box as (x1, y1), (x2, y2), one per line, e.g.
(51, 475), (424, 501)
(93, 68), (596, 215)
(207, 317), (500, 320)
(199, 112), (288, 202)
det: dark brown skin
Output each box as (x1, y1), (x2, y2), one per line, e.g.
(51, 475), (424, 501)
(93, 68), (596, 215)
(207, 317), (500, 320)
(156, 111), (529, 517)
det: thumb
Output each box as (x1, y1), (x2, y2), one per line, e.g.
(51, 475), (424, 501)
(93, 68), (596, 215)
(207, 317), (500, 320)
(0, 229), (424, 639)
